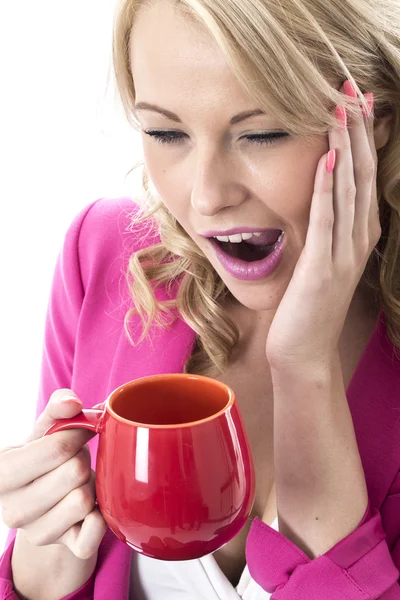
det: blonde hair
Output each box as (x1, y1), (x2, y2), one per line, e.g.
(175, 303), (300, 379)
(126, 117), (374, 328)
(112, 0), (400, 377)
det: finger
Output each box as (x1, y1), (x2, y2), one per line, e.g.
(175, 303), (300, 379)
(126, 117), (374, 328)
(305, 150), (335, 265)
(361, 94), (380, 239)
(23, 471), (97, 546)
(0, 447), (91, 529)
(331, 83), (370, 263)
(348, 98), (376, 245)
(58, 508), (107, 560)
(0, 429), (95, 494)
(24, 393), (104, 444)
(26, 389), (84, 443)
(330, 109), (355, 257)
(362, 94), (377, 162)
(340, 83), (376, 247)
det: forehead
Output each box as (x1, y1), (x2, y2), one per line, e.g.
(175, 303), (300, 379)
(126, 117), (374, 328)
(129, 0), (255, 109)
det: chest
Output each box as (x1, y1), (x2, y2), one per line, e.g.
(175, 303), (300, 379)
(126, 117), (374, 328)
(207, 357), (277, 588)
(191, 325), (374, 587)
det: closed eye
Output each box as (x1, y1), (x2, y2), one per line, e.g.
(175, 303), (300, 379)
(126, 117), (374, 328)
(143, 130), (289, 146)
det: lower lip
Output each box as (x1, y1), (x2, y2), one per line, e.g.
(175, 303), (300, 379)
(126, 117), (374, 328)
(208, 234), (285, 281)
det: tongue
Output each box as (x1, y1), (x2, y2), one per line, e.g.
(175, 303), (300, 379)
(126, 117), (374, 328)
(245, 229), (282, 246)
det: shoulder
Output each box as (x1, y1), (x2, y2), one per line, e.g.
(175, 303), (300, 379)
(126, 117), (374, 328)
(67, 196), (161, 290)
(75, 196), (160, 253)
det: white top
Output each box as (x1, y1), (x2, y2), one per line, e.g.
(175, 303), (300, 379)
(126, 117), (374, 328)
(130, 517), (278, 599)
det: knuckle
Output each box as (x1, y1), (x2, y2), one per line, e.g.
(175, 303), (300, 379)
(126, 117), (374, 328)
(74, 537), (96, 560)
(343, 183), (356, 201)
(0, 464), (9, 495)
(356, 240), (370, 260)
(72, 485), (95, 517)
(317, 214), (334, 230)
(318, 273), (334, 291)
(24, 530), (41, 546)
(50, 436), (77, 463)
(1, 503), (26, 529)
(0, 450), (17, 494)
(73, 544), (90, 560)
(26, 528), (53, 547)
(74, 511), (107, 560)
(357, 157), (375, 179)
(68, 452), (91, 487)
(359, 232), (370, 248)
(74, 543), (96, 560)
(342, 136), (352, 153)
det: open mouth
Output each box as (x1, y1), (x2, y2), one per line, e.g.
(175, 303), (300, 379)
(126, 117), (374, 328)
(212, 230), (284, 263)
(215, 240), (275, 262)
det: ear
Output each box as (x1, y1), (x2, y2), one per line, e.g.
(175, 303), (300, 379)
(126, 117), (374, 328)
(374, 112), (394, 150)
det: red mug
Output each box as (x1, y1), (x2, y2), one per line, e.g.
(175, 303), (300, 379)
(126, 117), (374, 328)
(43, 374), (256, 561)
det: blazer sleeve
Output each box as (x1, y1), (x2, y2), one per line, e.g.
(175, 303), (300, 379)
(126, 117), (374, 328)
(0, 199), (103, 600)
(246, 492), (400, 599)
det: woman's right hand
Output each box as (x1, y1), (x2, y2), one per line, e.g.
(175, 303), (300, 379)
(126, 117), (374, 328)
(0, 389), (108, 560)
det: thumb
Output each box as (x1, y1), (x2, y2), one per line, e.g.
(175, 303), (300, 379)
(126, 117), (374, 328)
(26, 388), (84, 443)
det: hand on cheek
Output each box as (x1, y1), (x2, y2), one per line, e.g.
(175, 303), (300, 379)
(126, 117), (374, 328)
(265, 80), (378, 367)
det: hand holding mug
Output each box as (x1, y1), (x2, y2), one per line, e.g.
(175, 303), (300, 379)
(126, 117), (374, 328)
(43, 374), (256, 561)
(0, 392), (107, 560)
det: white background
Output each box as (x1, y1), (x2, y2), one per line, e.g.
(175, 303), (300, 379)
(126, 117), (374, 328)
(0, 1), (144, 550)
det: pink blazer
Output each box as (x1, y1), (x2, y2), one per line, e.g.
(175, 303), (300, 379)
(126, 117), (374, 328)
(1, 196), (400, 599)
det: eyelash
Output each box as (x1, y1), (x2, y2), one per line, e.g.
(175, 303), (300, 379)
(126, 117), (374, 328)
(143, 130), (289, 146)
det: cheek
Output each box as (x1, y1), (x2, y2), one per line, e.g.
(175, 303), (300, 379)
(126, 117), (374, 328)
(142, 146), (190, 222)
(142, 146), (175, 197)
(249, 147), (322, 227)
(142, 146), (165, 189)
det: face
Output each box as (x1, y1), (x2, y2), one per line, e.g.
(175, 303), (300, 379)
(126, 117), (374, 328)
(129, 0), (333, 315)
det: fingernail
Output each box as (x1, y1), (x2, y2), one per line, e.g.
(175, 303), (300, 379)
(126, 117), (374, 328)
(58, 393), (81, 404)
(343, 80), (358, 98)
(326, 149), (336, 174)
(361, 93), (374, 118)
(335, 105), (347, 130)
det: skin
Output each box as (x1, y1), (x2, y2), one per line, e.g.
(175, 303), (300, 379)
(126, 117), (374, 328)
(130, 0), (392, 340)
(129, 0), (394, 571)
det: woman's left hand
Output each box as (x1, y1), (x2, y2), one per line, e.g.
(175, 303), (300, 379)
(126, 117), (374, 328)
(265, 80), (380, 369)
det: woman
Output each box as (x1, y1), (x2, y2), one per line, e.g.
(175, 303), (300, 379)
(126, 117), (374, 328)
(1, 0), (399, 598)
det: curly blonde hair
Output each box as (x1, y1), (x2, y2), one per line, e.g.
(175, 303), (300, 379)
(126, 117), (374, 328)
(111, 0), (400, 377)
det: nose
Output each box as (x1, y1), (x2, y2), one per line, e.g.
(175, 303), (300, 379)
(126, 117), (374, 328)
(191, 147), (247, 217)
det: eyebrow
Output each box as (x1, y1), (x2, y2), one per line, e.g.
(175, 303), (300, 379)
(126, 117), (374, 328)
(133, 102), (265, 125)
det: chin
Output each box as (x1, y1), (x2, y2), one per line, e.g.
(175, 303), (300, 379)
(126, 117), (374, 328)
(220, 274), (290, 313)
(229, 292), (284, 313)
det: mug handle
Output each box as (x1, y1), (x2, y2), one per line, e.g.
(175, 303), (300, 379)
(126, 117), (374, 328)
(43, 405), (106, 437)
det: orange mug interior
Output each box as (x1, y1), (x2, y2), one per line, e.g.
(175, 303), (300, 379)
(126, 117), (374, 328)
(109, 375), (234, 427)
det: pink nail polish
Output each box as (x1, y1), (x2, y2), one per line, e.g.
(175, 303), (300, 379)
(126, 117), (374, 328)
(343, 80), (358, 98)
(326, 149), (336, 174)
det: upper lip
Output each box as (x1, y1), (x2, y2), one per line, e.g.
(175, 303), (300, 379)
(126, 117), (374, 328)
(199, 226), (282, 238)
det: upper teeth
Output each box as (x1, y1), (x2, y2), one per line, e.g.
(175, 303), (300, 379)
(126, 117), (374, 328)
(213, 231), (284, 244)
(213, 232), (263, 243)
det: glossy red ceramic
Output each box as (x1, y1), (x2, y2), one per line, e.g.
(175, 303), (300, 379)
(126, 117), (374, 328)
(43, 374), (256, 560)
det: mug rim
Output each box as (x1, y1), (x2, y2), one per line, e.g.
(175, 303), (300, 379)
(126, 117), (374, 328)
(104, 373), (236, 429)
